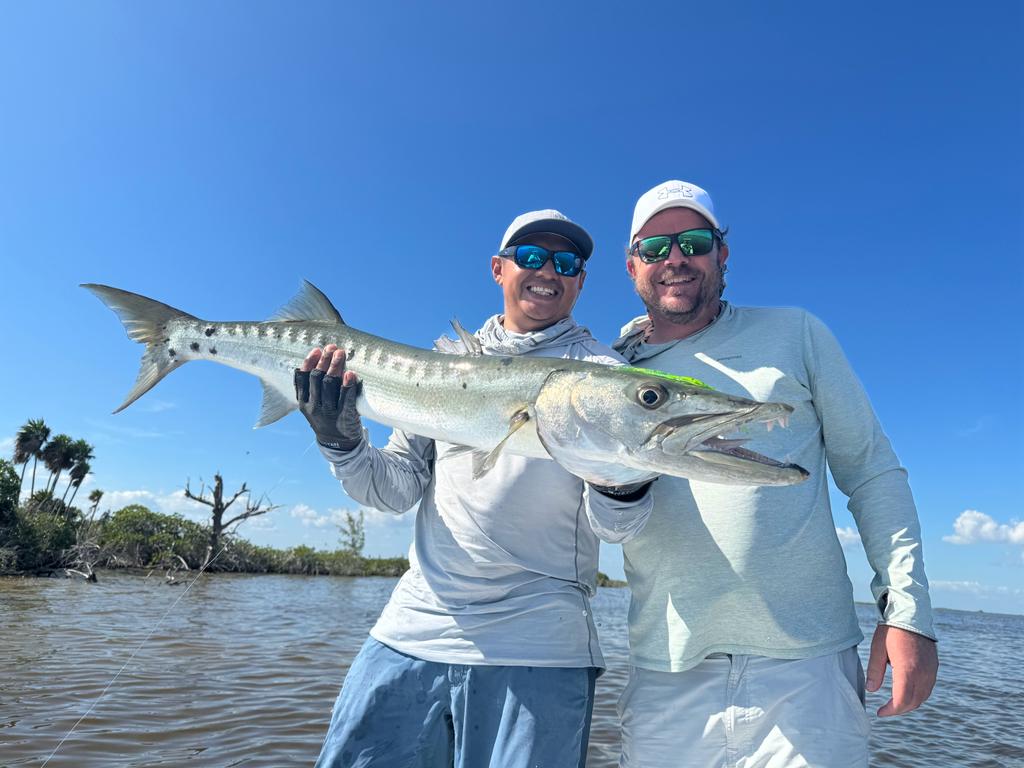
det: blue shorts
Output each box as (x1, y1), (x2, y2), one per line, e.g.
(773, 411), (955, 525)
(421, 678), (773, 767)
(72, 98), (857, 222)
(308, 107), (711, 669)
(314, 637), (598, 768)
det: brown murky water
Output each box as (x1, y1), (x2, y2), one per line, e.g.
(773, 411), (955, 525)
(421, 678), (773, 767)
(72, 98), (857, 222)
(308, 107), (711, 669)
(2, 573), (1021, 767)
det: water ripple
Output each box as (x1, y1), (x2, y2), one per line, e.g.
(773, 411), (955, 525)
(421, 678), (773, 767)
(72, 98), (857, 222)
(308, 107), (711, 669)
(1, 574), (1020, 767)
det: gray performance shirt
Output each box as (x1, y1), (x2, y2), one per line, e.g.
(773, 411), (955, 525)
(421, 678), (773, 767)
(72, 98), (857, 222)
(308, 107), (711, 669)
(320, 316), (653, 668)
(613, 303), (936, 672)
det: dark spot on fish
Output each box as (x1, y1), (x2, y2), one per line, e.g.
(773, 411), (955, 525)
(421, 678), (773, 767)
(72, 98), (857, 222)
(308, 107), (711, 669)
(190, 342), (200, 352)
(209, 347), (217, 355)
(347, 348), (356, 360)
(501, 358), (513, 366)
(168, 349), (176, 357)
(205, 327), (216, 337)
(461, 382), (467, 389)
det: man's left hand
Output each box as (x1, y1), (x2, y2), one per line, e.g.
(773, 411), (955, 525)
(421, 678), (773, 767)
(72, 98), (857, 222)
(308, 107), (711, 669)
(865, 624), (938, 717)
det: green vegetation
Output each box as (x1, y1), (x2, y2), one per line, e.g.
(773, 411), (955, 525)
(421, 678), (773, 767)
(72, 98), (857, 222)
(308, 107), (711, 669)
(2, 418), (408, 579)
(3, 418), (624, 586)
(0, 496), (408, 578)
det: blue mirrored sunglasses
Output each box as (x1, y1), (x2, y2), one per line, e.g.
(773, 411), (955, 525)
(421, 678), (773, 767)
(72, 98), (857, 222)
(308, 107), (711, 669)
(498, 245), (585, 277)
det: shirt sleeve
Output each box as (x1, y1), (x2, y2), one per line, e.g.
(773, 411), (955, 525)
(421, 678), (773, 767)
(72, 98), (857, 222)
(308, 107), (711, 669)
(318, 428), (435, 514)
(583, 483), (655, 543)
(804, 313), (937, 640)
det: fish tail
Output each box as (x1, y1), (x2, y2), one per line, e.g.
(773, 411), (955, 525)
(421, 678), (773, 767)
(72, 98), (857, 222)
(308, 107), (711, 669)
(82, 284), (199, 413)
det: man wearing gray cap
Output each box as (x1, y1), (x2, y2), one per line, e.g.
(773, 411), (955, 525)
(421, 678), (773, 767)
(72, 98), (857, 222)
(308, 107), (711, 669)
(611, 180), (938, 767)
(296, 210), (652, 768)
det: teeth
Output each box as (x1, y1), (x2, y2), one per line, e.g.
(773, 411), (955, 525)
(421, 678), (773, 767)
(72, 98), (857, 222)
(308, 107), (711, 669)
(764, 415), (790, 432)
(528, 286), (555, 296)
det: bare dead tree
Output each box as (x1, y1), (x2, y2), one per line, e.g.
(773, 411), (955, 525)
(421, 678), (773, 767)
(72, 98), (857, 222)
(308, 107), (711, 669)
(184, 473), (278, 570)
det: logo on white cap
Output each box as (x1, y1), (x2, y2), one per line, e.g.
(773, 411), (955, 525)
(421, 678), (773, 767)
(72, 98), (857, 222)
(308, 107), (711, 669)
(657, 183), (696, 200)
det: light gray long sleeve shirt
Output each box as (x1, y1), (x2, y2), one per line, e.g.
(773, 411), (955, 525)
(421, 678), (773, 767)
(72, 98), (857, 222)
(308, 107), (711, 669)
(320, 316), (653, 668)
(613, 303), (935, 672)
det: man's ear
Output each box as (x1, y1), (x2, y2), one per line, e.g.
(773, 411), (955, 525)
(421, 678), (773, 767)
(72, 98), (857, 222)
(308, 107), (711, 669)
(626, 254), (637, 280)
(491, 255), (503, 284)
(718, 242), (730, 269)
(577, 270), (587, 292)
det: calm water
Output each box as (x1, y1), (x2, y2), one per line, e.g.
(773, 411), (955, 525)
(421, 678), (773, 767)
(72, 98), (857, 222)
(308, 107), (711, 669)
(2, 573), (1022, 767)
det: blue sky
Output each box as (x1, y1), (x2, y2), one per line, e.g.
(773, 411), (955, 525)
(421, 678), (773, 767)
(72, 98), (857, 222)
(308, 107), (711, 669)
(1, 2), (1021, 614)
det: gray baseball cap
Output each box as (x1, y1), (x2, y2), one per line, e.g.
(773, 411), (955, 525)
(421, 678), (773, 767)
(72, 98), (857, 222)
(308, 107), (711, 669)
(499, 209), (594, 260)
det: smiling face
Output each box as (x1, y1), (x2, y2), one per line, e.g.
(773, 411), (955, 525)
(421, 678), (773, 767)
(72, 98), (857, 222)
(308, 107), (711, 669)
(626, 207), (729, 343)
(492, 233), (587, 333)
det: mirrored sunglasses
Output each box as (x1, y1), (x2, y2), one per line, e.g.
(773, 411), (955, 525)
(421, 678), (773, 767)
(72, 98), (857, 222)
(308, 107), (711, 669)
(498, 245), (585, 277)
(630, 228), (720, 263)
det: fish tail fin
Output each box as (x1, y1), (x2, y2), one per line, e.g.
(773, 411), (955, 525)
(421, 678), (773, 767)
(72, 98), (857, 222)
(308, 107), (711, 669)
(82, 284), (199, 413)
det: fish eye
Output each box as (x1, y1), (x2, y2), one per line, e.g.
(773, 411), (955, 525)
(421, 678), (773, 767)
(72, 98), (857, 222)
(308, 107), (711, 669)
(636, 382), (668, 409)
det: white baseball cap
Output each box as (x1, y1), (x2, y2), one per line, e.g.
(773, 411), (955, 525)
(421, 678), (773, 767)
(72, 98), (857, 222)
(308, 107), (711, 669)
(630, 180), (721, 243)
(500, 209), (594, 260)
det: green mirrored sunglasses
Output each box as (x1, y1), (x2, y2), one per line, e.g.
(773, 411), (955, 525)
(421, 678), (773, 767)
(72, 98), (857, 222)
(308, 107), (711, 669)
(630, 228), (721, 263)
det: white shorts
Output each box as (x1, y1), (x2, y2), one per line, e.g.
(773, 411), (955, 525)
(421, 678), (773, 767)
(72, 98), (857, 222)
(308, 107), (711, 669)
(617, 647), (870, 768)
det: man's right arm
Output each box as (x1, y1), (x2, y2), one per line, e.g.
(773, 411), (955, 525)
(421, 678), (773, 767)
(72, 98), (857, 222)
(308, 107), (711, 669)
(319, 429), (434, 514)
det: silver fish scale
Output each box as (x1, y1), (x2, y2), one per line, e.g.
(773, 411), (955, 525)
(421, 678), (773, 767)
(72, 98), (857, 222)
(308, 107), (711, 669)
(172, 318), (553, 454)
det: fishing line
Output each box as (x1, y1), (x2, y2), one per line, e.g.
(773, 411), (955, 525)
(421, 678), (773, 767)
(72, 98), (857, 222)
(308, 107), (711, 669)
(40, 546), (227, 767)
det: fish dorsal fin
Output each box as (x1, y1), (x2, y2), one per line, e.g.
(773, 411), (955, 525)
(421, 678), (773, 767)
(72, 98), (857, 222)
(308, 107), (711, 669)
(255, 380), (298, 427)
(450, 318), (483, 356)
(268, 281), (344, 324)
(434, 317), (483, 357)
(472, 409), (531, 479)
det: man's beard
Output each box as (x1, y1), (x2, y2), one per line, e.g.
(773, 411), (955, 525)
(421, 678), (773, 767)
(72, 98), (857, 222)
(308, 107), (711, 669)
(636, 263), (727, 326)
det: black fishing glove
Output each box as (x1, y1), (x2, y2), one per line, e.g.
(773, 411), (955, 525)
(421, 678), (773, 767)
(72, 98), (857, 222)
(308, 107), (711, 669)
(588, 479), (654, 503)
(294, 368), (364, 451)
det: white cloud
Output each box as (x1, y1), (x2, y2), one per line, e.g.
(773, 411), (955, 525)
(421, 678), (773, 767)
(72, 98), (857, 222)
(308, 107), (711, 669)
(289, 503), (347, 528)
(290, 503), (406, 529)
(290, 503), (327, 527)
(137, 399), (177, 413)
(98, 487), (281, 531)
(835, 526), (861, 548)
(100, 488), (208, 521)
(931, 580), (1024, 597)
(944, 510), (1024, 546)
(0, 436), (14, 454)
(360, 505), (413, 526)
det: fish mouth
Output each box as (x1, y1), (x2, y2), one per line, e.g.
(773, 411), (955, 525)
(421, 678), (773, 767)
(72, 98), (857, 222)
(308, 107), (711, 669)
(689, 436), (808, 478)
(645, 404), (807, 476)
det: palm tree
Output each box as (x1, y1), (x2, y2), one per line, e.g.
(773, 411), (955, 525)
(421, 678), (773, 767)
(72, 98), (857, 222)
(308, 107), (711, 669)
(66, 461), (91, 508)
(13, 419), (50, 496)
(62, 440), (95, 502)
(42, 434), (75, 495)
(88, 488), (104, 516)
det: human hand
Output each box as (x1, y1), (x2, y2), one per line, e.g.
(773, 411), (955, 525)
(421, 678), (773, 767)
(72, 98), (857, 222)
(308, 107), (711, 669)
(865, 624), (938, 717)
(294, 345), (363, 451)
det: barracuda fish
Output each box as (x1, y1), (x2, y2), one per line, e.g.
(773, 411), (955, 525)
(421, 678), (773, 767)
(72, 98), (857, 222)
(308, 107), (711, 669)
(82, 281), (809, 486)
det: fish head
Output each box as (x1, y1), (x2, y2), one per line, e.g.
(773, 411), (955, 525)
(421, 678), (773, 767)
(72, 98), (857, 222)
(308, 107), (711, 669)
(533, 366), (809, 486)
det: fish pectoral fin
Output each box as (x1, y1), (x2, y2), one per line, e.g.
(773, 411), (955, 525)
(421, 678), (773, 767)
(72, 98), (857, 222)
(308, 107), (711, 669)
(470, 450), (494, 479)
(472, 409), (530, 479)
(255, 380), (298, 428)
(267, 280), (345, 324)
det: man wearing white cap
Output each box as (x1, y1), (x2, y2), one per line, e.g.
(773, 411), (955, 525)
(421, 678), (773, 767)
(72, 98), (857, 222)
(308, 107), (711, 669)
(296, 209), (653, 768)
(611, 180), (938, 767)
